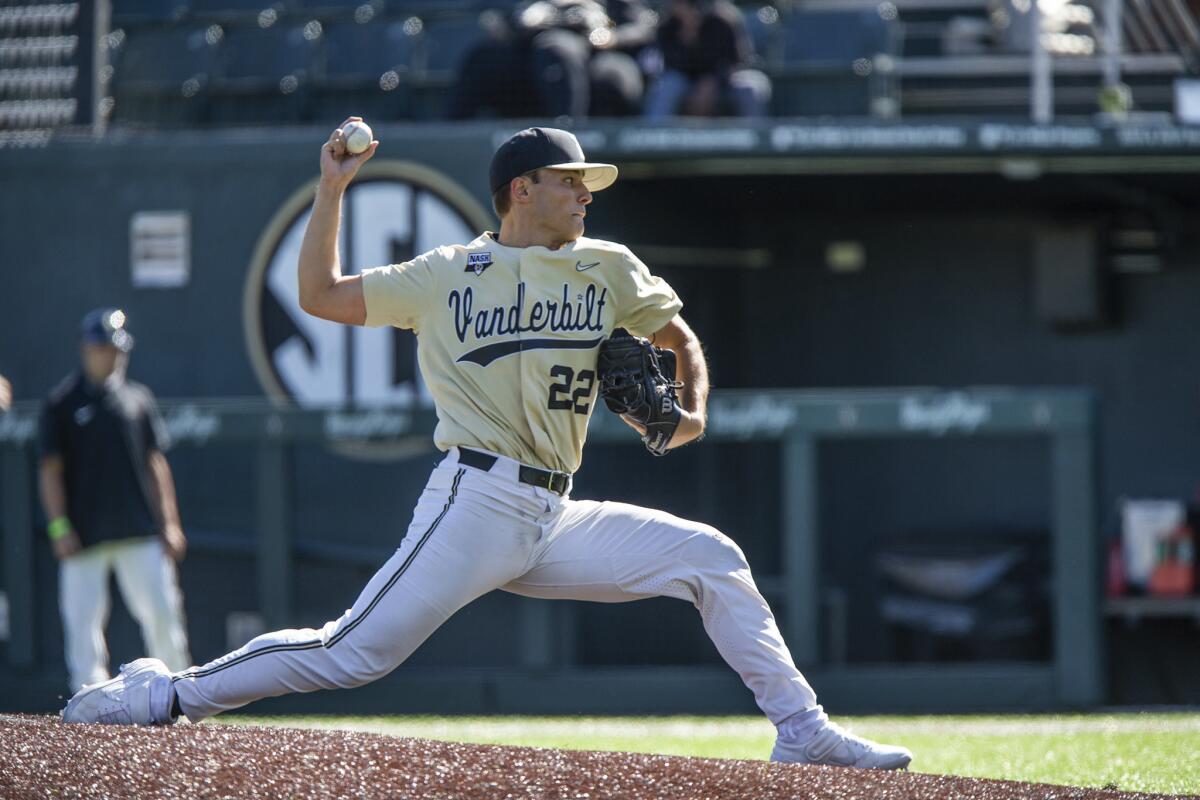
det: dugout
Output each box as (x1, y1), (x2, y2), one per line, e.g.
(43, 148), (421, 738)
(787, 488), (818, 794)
(1, 120), (1199, 713)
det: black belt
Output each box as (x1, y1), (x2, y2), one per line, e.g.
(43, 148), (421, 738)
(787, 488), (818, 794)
(456, 447), (571, 496)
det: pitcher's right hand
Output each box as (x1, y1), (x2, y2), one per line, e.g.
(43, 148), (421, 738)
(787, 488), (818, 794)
(320, 116), (378, 188)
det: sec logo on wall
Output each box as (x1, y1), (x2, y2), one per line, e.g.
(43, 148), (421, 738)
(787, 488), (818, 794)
(243, 162), (493, 418)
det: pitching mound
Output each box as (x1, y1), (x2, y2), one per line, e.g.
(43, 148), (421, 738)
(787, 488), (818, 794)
(0, 713), (1181, 799)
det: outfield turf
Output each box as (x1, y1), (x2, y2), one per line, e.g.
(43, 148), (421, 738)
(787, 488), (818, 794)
(224, 713), (1200, 796)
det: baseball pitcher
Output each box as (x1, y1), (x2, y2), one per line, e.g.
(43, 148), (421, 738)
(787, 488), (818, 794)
(62, 123), (911, 769)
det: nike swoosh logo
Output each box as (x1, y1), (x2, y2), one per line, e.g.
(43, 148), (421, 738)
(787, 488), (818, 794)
(575, 261), (600, 271)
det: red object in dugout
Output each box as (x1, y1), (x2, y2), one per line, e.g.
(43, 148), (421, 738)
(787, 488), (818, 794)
(1147, 523), (1196, 597)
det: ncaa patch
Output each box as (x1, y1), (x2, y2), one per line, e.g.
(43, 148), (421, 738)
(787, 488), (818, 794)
(466, 252), (494, 276)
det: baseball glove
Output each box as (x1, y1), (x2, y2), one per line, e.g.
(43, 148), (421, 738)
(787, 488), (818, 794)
(597, 335), (683, 456)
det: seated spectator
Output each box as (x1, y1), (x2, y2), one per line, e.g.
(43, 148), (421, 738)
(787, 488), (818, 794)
(450, 0), (655, 120)
(643, 0), (771, 119)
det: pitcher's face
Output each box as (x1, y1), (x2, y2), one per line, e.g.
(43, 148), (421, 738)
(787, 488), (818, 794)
(527, 169), (592, 243)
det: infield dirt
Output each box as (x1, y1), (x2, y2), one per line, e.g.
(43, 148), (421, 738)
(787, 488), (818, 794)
(1, 713), (1190, 799)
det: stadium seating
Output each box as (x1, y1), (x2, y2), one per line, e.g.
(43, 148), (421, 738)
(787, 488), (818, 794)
(888, 0), (1194, 116)
(741, 4), (781, 68)
(385, 0), (512, 15)
(410, 13), (486, 118)
(110, 0), (189, 28)
(0, 3), (79, 36)
(417, 13), (485, 77)
(0, 1), (111, 131)
(0, 64), (75, 98)
(0, 33), (77, 69)
(208, 21), (321, 122)
(315, 18), (419, 121)
(770, 6), (900, 117)
(320, 17), (418, 86)
(1117, 0), (1200, 57)
(114, 25), (216, 89)
(291, 0), (369, 19)
(110, 25), (218, 125)
(189, 0), (280, 24)
(38, 0), (1200, 127)
(219, 22), (317, 87)
(778, 7), (899, 65)
(891, 0), (989, 57)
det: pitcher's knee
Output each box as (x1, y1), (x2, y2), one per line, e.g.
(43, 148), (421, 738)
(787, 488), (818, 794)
(335, 644), (403, 687)
(335, 662), (384, 688)
(338, 655), (391, 687)
(687, 526), (750, 573)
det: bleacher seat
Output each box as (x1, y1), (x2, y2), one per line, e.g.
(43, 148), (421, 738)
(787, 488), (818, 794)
(0, 64), (75, 98)
(314, 18), (418, 120)
(406, 13), (486, 118)
(0, 97), (75, 126)
(778, 8), (898, 66)
(189, 0), (278, 24)
(771, 7), (899, 117)
(110, 0), (188, 28)
(0, 33), (77, 68)
(418, 14), (485, 77)
(893, 0), (988, 57)
(0, 4), (80, 36)
(292, 0), (372, 20)
(0, 2), (98, 130)
(321, 18), (416, 84)
(384, 0), (494, 16)
(114, 25), (216, 91)
(111, 25), (216, 124)
(219, 22), (319, 86)
(209, 22), (321, 122)
(742, 4), (781, 68)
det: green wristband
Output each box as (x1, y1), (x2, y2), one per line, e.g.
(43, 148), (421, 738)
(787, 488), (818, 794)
(47, 517), (72, 541)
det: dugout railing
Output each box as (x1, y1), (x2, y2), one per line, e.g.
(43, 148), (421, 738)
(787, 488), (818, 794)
(0, 387), (1100, 711)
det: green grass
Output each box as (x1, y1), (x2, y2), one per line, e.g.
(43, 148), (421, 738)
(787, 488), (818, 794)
(221, 713), (1200, 796)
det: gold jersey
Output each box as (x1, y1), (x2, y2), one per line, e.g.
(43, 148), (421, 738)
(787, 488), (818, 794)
(361, 232), (681, 473)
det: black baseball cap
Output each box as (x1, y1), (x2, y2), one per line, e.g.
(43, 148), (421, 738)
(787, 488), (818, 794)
(81, 307), (134, 352)
(489, 127), (618, 194)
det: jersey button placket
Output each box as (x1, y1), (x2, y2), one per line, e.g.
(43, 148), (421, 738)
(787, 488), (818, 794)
(517, 251), (527, 425)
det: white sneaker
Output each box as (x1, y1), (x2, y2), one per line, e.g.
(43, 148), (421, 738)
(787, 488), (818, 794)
(61, 658), (174, 726)
(771, 721), (912, 770)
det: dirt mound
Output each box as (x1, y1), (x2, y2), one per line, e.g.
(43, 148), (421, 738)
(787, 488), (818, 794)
(0, 713), (1182, 799)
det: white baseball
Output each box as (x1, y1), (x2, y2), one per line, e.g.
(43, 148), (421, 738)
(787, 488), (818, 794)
(343, 121), (373, 155)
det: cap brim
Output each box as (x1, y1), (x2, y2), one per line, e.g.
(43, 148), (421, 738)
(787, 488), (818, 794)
(545, 162), (618, 192)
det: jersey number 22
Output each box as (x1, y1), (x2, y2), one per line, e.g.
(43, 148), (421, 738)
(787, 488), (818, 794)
(547, 365), (594, 415)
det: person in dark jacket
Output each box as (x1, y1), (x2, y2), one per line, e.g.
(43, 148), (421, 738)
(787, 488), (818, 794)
(643, 0), (771, 118)
(450, 0), (655, 120)
(39, 308), (190, 691)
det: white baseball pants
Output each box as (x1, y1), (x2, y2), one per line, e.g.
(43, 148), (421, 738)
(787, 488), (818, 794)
(60, 537), (191, 691)
(173, 447), (818, 722)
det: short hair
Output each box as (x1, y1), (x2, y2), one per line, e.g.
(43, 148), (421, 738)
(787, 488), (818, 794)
(492, 169), (540, 218)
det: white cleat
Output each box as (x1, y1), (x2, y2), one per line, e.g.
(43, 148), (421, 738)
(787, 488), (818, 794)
(771, 721), (912, 770)
(61, 658), (174, 726)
